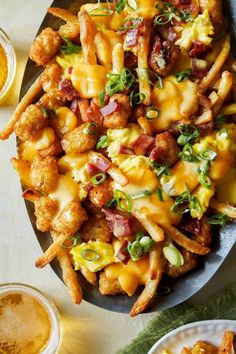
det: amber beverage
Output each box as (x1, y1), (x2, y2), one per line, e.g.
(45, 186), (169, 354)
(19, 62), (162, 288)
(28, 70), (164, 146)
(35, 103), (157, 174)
(0, 284), (61, 354)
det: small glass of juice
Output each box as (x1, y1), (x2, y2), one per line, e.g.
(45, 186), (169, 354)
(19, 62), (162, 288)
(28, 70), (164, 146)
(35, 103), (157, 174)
(0, 283), (61, 354)
(0, 28), (16, 102)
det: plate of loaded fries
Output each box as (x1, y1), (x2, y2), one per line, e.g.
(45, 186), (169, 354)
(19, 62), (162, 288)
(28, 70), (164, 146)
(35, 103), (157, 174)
(148, 320), (236, 354)
(1, 0), (236, 316)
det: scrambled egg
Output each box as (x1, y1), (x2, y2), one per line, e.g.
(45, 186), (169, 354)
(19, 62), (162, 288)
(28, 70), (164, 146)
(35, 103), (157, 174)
(58, 153), (90, 183)
(71, 241), (115, 273)
(176, 10), (214, 50)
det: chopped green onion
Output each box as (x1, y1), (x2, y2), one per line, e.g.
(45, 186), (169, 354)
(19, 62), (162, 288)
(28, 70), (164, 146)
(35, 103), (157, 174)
(128, 240), (143, 260)
(60, 37), (81, 55)
(163, 243), (184, 267)
(116, 0), (126, 13)
(135, 231), (145, 241)
(207, 213), (229, 225)
(127, 0), (138, 10)
(175, 69), (192, 83)
(156, 188), (164, 201)
(177, 124), (200, 145)
(198, 149), (217, 161)
(118, 17), (143, 31)
(218, 127), (228, 139)
(154, 12), (173, 25)
(154, 1), (193, 26)
(96, 135), (108, 149)
(190, 196), (202, 215)
(89, 6), (113, 16)
(149, 160), (170, 177)
(140, 68), (163, 89)
(179, 143), (199, 163)
(80, 249), (99, 261)
(105, 197), (117, 209)
(91, 173), (107, 185)
(83, 122), (98, 135)
(198, 161), (210, 175)
(198, 173), (211, 189)
(156, 286), (171, 295)
(60, 233), (81, 249)
(99, 90), (105, 107)
(130, 190), (152, 199)
(215, 114), (226, 128)
(115, 190), (132, 212)
(40, 107), (56, 119)
(171, 188), (191, 215)
(146, 107), (159, 120)
(106, 68), (135, 96)
(130, 91), (146, 106)
(139, 236), (154, 253)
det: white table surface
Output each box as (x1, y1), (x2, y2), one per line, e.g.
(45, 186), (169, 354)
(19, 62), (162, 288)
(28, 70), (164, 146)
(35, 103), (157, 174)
(0, 1), (235, 354)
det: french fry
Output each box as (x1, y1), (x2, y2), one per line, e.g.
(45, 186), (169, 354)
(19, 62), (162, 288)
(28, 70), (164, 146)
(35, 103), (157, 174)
(80, 265), (97, 286)
(200, 35), (231, 91)
(35, 233), (68, 268)
(133, 209), (165, 242)
(130, 246), (165, 316)
(78, 10), (97, 65)
(221, 103), (236, 115)
(212, 71), (233, 116)
(138, 116), (152, 135)
(47, 7), (78, 22)
(89, 152), (128, 187)
(112, 43), (124, 75)
(138, 20), (151, 105)
(194, 109), (213, 125)
(51, 231), (82, 304)
(219, 331), (234, 354)
(149, 242), (165, 280)
(0, 74), (43, 140)
(161, 224), (210, 255)
(210, 198), (236, 218)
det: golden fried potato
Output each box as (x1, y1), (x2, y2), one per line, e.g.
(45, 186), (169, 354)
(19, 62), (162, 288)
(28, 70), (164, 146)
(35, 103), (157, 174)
(30, 27), (62, 66)
(103, 94), (131, 128)
(99, 271), (124, 295)
(61, 123), (97, 154)
(39, 92), (66, 111)
(52, 201), (88, 236)
(199, 0), (223, 26)
(166, 249), (197, 278)
(34, 196), (58, 232)
(192, 341), (218, 354)
(88, 178), (114, 209)
(81, 215), (112, 243)
(40, 63), (62, 93)
(30, 157), (59, 194)
(14, 104), (48, 141)
(59, 22), (80, 41)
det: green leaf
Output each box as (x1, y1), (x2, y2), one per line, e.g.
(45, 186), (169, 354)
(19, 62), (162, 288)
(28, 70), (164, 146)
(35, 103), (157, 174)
(60, 38), (81, 55)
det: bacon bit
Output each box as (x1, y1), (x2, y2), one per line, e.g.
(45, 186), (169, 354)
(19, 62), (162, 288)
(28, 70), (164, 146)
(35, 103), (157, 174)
(68, 66), (73, 74)
(95, 157), (111, 172)
(125, 28), (140, 47)
(174, 0), (191, 5)
(87, 162), (100, 176)
(157, 25), (178, 42)
(192, 59), (208, 79)
(124, 51), (138, 69)
(70, 99), (80, 117)
(102, 208), (134, 238)
(149, 146), (163, 162)
(59, 79), (79, 101)
(197, 121), (215, 137)
(87, 102), (103, 124)
(131, 134), (155, 155)
(100, 101), (120, 117)
(119, 145), (134, 155)
(115, 240), (130, 264)
(199, 94), (211, 110)
(190, 40), (207, 58)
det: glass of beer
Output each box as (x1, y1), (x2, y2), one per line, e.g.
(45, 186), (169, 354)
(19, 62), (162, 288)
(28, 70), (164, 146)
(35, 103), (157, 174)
(0, 283), (61, 354)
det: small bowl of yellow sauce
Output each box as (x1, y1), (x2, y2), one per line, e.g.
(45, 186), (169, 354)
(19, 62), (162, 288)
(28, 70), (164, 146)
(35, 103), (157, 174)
(0, 28), (16, 102)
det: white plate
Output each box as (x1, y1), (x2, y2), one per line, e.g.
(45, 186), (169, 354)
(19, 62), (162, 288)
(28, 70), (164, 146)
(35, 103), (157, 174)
(148, 320), (236, 354)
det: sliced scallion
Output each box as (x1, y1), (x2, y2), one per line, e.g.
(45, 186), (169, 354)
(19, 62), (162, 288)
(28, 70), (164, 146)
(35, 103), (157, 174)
(96, 135), (108, 149)
(198, 149), (217, 161)
(156, 188), (164, 201)
(127, 0), (138, 11)
(115, 190), (132, 212)
(80, 249), (99, 261)
(130, 190), (152, 199)
(60, 233), (81, 249)
(207, 213), (229, 225)
(163, 243), (184, 267)
(83, 122), (98, 135)
(198, 173), (211, 189)
(146, 107), (159, 120)
(128, 240), (143, 260)
(91, 173), (107, 185)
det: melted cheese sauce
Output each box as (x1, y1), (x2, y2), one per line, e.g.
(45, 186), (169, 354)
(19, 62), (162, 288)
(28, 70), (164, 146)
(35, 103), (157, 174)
(151, 76), (199, 132)
(216, 168), (236, 206)
(94, 29), (122, 68)
(49, 175), (79, 212)
(58, 153), (90, 183)
(105, 255), (150, 296)
(0, 44), (8, 92)
(128, 0), (160, 19)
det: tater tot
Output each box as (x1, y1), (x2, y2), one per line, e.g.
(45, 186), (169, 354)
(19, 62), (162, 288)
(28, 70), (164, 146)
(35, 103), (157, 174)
(61, 123), (98, 154)
(30, 27), (62, 66)
(34, 196), (58, 232)
(103, 94), (131, 128)
(40, 63), (62, 93)
(14, 104), (48, 141)
(30, 156), (59, 194)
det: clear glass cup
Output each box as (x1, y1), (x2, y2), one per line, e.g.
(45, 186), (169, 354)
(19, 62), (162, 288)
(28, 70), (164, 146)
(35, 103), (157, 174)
(0, 283), (61, 353)
(0, 28), (17, 102)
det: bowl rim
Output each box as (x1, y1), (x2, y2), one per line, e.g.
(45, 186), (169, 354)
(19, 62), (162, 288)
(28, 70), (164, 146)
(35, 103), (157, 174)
(0, 27), (17, 101)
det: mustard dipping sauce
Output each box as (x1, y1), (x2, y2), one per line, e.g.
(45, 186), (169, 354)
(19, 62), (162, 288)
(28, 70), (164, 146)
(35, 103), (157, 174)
(0, 43), (8, 92)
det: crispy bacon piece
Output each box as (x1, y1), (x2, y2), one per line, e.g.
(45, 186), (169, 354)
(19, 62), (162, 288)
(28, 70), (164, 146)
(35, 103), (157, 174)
(70, 99), (80, 117)
(179, 215), (212, 247)
(197, 121), (215, 136)
(149, 132), (180, 166)
(131, 134), (155, 155)
(125, 28), (140, 47)
(59, 79), (79, 100)
(102, 208), (134, 238)
(87, 101), (103, 124)
(87, 162), (100, 176)
(100, 101), (120, 117)
(190, 40), (207, 58)
(115, 240), (130, 263)
(95, 157), (111, 172)
(119, 145), (134, 155)
(124, 51), (138, 69)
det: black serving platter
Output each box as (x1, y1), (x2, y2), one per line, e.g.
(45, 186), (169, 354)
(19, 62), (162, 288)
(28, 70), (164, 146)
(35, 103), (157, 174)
(20, 0), (236, 313)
